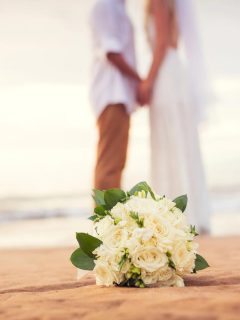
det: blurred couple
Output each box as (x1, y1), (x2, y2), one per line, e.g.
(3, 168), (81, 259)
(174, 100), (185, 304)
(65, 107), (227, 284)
(89, 0), (210, 232)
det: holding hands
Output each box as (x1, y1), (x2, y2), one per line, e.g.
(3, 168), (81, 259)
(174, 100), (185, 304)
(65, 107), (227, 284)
(137, 78), (154, 106)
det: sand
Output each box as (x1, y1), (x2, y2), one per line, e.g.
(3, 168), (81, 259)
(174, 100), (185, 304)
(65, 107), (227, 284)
(1, 236), (240, 320)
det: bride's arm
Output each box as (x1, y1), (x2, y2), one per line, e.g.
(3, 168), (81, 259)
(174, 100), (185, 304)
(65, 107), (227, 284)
(138, 0), (169, 104)
(147, 0), (169, 85)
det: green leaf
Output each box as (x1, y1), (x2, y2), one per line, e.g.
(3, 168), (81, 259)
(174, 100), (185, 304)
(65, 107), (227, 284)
(89, 206), (110, 222)
(168, 259), (176, 270)
(166, 251), (171, 258)
(148, 188), (156, 200)
(173, 194), (188, 212)
(119, 255), (127, 271)
(94, 205), (107, 216)
(190, 225), (199, 236)
(92, 189), (105, 206)
(70, 248), (95, 270)
(76, 233), (102, 258)
(129, 211), (144, 228)
(88, 215), (98, 221)
(118, 248), (129, 271)
(195, 254), (209, 271)
(104, 188), (126, 210)
(129, 181), (146, 195)
(129, 181), (156, 200)
(125, 192), (131, 201)
(130, 265), (141, 275)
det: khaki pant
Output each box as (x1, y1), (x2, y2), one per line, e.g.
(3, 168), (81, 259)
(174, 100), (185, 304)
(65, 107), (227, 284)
(94, 104), (130, 190)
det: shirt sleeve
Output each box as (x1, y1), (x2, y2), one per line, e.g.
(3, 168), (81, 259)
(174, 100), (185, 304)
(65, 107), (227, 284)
(90, 1), (123, 54)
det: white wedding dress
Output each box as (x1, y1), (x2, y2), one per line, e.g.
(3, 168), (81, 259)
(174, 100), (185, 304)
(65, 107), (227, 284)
(148, 21), (210, 232)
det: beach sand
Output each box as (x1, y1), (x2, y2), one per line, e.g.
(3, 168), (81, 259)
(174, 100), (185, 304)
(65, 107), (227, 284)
(1, 236), (240, 320)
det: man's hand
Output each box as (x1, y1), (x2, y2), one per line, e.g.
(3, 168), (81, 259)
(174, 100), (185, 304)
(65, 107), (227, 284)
(137, 79), (153, 106)
(107, 52), (141, 82)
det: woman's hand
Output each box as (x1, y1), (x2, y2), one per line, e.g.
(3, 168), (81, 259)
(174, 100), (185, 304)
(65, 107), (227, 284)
(137, 79), (153, 106)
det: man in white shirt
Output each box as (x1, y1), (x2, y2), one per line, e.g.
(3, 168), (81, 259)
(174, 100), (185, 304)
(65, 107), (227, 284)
(90, 0), (141, 190)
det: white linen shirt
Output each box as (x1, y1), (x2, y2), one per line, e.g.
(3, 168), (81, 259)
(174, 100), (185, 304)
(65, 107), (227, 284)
(89, 0), (137, 117)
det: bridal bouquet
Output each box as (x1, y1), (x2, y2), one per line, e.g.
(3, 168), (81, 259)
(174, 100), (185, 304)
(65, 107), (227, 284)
(70, 182), (209, 288)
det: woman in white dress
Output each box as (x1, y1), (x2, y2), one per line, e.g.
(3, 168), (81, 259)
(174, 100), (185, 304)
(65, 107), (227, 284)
(139, 0), (210, 233)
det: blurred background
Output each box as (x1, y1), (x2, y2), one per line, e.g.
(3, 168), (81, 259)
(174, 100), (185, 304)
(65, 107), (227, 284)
(0, 0), (240, 247)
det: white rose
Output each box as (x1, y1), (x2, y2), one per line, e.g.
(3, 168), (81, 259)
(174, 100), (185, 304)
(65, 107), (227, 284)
(172, 242), (196, 274)
(171, 227), (190, 242)
(104, 225), (129, 248)
(111, 202), (139, 230)
(93, 244), (116, 261)
(95, 216), (115, 239)
(157, 274), (185, 287)
(132, 228), (154, 242)
(131, 246), (168, 272)
(94, 261), (116, 286)
(157, 265), (174, 281)
(141, 266), (173, 285)
(157, 239), (173, 253)
(173, 208), (188, 227)
(145, 215), (171, 237)
(108, 249), (131, 273)
(157, 198), (176, 214)
(111, 202), (128, 220)
(164, 207), (188, 231)
(144, 217), (173, 251)
(141, 270), (160, 285)
(155, 217), (171, 238)
(126, 197), (159, 216)
(145, 236), (159, 248)
(125, 236), (140, 255)
(173, 275), (185, 287)
(186, 240), (199, 253)
(113, 271), (125, 285)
